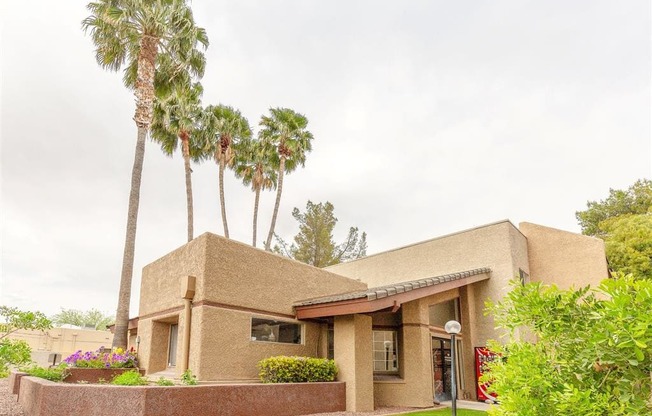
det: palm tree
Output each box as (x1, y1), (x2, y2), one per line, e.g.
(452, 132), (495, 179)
(151, 82), (204, 242)
(259, 108), (314, 251)
(234, 138), (278, 247)
(202, 105), (252, 238)
(82, 0), (208, 349)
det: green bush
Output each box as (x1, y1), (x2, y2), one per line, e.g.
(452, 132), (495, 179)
(23, 364), (69, 382)
(0, 339), (32, 376)
(156, 377), (174, 386)
(258, 356), (337, 383)
(111, 370), (148, 386)
(180, 369), (197, 385)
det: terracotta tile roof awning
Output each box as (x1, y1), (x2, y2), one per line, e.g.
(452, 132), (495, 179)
(294, 267), (491, 319)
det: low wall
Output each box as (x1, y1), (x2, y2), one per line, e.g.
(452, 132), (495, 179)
(18, 376), (346, 416)
(64, 368), (146, 384)
(8, 371), (27, 395)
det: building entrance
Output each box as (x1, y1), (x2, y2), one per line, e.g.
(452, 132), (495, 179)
(432, 337), (452, 402)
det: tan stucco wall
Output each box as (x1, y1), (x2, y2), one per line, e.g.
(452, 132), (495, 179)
(8, 328), (113, 367)
(519, 222), (609, 289)
(335, 314), (374, 412)
(327, 221), (529, 348)
(198, 234), (367, 315)
(194, 307), (322, 382)
(138, 233), (367, 380)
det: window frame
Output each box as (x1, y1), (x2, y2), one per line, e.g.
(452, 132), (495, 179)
(372, 329), (399, 374)
(250, 316), (304, 345)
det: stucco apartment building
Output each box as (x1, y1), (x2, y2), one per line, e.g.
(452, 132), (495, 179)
(136, 220), (608, 412)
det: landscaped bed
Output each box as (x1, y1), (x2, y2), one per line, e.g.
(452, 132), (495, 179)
(15, 375), (346, 416)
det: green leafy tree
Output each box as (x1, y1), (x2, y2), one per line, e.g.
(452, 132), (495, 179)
(151, 82), (205, 242)
(52, 308), (114, 330)
(259, 108), (314, 251)
(576, 179), (652, 237)
(234, 137), (278, 247)
(82, 0), (208, 349)
(201, 105), (252, 238)
(274, 201), (367, 267)
(0, 306), (52, 376)
(600, 214), (652, 279)
(484, 276), (652, 415)
(576, 179), (652, 279)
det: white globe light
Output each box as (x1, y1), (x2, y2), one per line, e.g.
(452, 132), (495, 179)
(444, 320), (461, 335)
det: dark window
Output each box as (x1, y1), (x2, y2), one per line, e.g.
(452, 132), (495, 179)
(429, 298), (460, 328)
(251, 318), (302, 344)
(327, 324), (334, 360)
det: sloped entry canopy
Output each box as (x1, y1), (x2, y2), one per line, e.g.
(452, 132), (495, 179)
(294, 267), (491, 319)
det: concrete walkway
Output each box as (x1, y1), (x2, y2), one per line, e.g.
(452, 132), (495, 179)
(440, 400), (496, 411)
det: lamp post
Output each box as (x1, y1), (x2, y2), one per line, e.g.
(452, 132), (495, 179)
(445, 320), (461, 416)
(384, 340), (392, 371)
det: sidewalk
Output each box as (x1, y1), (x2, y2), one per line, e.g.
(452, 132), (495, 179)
(440, 400), (495, 411)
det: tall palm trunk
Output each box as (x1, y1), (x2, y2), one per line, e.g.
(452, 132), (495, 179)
(181, 133), (193, 242)
(265, 156), (285, 251)
(253, 186), (261, 247)
(113, 35), (158, 349)
(218, 157), (229, 238)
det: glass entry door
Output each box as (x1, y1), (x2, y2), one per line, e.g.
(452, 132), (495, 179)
(432, 337), (452, 402)
(168, 324), (179, 367)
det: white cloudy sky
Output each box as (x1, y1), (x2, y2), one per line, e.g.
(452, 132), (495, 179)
(1, 0), (650, 319)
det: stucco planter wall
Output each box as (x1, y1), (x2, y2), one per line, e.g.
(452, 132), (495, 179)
(64, 368), (146, 384)
(18, 376), (346, 416)
(8, 371), (28, 395)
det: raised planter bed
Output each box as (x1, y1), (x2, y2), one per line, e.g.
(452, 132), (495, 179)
(17, 376), (346, 416)
(8, 371), (28, 395)
(64, 368), (146, 384)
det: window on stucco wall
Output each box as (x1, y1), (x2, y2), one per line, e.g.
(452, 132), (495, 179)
(428, 298), (460, 328)
(250, 318), (302, 344)
(372, 330), (398, 373)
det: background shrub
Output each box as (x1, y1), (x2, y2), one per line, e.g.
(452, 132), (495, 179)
(23, 364), (69, 382)
(258, 356), (337, 383)
(111, 370), (147, 386)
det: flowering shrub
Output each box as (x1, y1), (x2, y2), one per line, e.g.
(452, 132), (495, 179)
(63, 347), (138, 369)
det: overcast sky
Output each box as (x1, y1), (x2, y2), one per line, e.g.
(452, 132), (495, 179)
(1, 0), (651, 319)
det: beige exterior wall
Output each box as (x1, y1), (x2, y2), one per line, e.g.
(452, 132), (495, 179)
(138, 233), (367, 380)
(519, 222), (609, 289)
(195, 307), (322, 382)
(9, 328), (113, 367)
(327, 221), (529, 348)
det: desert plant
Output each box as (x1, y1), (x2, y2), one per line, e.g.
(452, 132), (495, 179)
(180, 369), (197, 385)
(23, 364), (69, 382)
(258, 356), (337, 383)
(112, 370), (148, 386)
(156, 377), (174, 386)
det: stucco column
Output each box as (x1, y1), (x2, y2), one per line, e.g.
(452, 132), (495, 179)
(180, 276), (196, 373)
(401, 301), (435, 407)
(334, 314), (373, 412)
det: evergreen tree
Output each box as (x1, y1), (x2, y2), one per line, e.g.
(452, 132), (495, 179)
(274, 201), (367, 267)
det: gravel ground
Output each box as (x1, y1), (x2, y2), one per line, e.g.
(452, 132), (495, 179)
(0, 378), (24, 416)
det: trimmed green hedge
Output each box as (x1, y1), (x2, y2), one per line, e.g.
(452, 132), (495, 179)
(258, 356), (337, 383)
